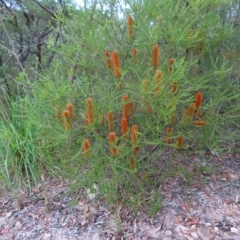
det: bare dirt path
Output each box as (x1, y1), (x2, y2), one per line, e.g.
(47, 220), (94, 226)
(0, 152), (240, 240)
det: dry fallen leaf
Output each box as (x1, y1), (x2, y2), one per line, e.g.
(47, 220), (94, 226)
(196, 225), (215, 240)
(228, 173), (239, 182)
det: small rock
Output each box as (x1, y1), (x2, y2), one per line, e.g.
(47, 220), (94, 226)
(230, 227), (239, 234)
(214, 227), (219, 232)
(190, 231), (199, 239)
(6, 212), (13, 218)
(42, 233), (52, 240)
(164, 230), (172, 237)
(205, 222), (212, 227)
(15, 221), (21, 228)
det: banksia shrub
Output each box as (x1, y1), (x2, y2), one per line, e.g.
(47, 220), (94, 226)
(107, 111), (114, 131)
(82, 139), (90, 157)
(195, 91), (203, 109)
(112, 51), (121, 78)
(127, 15), (133, 39)
(108, 132), (117, 155)
(151, 44), (159, 69)
(104, 51), (112, 69)
(121, 117), (128, 139)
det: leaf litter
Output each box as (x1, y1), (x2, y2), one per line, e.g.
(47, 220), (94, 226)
(0, 152), (240, 240)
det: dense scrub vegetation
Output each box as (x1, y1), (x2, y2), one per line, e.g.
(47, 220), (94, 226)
(0, 0), (239, 213)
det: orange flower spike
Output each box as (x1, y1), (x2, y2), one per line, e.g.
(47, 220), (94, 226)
(151, 44), (159, 69)
(131, 125), (138, 145)
(108, 132), (117, 155)
(63, 110), (71, 119)
(82, 139), (91, 157)
(107, 111), (114, 131)
(85, 98), (94, 124)
(171, 82), (177, 93)
(104, 51), (112, 69)
(131, 48), (137, 63)
(154, 70), (163, 93)
(168, 58), (175, 74)
(122, 95), (129, 118)
(66, 103), (74, 118)
(127, 16), (133, 39)
(165, 127), (172, 144)
(121, 117), (128, 139)
(128, 102), (133, 117)
(177, 136), (184, 149)
(130, 156), (136, 171)
(193, 120), (209, 126)
(188, 103), (196, 122)
(142, 79), (148, 93)
(112, 51), (121, 78)
(195, 91), (203, 109)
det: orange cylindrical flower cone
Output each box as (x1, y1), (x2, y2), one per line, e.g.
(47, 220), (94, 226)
(151, 44), (159, 68)
(104, 51), (112, 69)
(193, 120), (209, 126)
(112, 51), (121, 78)
(165, 127), (172, 144)
(131, 125), (138, 144)
(130, 156), (136, 171)
(195, 91), (203, 109)
(131, 48), (137, 63)
(171, 82), (177, 93)
(107, 111), (114, 131)
(168, 58), (175, 74)
(121, 117), (128, 139)
(63, 110), (71, 130)
(122, 95), (129, 118)
(85, 98), (94, 124)
(82, 139), (90, 157)
(177, 136), (184, 149)
(154, 70), (163, 93)
(142, 79), (148, 93)
(188, 103), (196, 122)
(66, 103), (74, 118)
(108, 132), (117, 155)
(127, 16), (133, 39)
